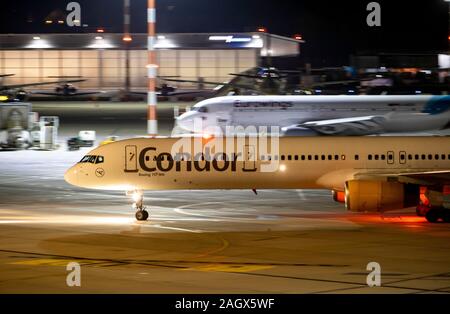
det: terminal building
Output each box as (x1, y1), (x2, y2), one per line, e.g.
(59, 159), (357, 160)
(0, 33), (303, 90)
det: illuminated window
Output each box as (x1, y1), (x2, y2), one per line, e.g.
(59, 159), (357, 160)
(341, 155), (346, 160)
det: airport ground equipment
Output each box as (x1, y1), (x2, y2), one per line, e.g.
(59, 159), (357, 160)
(39, 116), (59, 150)
(67, 130), (96, 150)
(0, 102), (32, 149)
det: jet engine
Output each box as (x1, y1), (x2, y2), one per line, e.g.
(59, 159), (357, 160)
(345, 180), (420, 212)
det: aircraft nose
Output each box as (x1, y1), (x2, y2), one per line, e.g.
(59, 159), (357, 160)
(176, 114), (195, 132)
(64, 165), (79, 186)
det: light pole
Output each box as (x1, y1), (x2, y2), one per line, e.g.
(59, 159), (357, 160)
(147, 0), (158, 136)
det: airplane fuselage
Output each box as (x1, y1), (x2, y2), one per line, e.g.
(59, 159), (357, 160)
(176, 95), (450, 135)
(65, 136), (450, 192)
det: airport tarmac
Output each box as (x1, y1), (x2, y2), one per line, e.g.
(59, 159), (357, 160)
(0, 101), (449, 294)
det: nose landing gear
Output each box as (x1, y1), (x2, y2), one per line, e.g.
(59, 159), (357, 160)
(128, 191), (149, 221)
(417, 204), (450, 223)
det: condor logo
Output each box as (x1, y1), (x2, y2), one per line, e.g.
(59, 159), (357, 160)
(132, 146), (257, 173)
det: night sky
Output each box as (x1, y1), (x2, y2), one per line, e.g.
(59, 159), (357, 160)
(0, 0), (448, 66)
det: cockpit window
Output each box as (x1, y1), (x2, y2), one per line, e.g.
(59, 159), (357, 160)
(192, 106), (208, 113)
(80, 156), (91, 163)
(79, 155), (104, 164)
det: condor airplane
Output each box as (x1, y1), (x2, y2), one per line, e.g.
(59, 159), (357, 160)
(64, 136), (450, 223)
(175, 95), (450, 136)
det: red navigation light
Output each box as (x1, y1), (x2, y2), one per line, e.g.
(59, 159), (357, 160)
(97, 28), (105, 33)
(257, 27), (267, 33)
(293, 34), (303, 40)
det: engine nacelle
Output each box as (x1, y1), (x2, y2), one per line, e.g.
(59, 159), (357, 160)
(345, 180), (420, 212)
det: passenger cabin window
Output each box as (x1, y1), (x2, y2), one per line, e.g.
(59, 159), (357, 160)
(354, 155), (359, 161)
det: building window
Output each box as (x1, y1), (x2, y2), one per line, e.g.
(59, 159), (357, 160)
(341, 155), (346, 161)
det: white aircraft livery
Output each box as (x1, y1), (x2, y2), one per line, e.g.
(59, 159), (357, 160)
(65, 136), (450, 223)
(175, 95), (450, 135)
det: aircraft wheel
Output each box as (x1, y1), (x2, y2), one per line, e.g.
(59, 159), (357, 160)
(135, 210), (149, 221)
(425, 209), (439, 223)
(442, 211), (450, 223)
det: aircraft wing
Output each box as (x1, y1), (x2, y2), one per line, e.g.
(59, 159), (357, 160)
(1, 79), (86, 90)
(161, 78), (251, 90)
(291, 115), (387, 135)
(354, 170), (450, 186)
(31, 91), (103, 96)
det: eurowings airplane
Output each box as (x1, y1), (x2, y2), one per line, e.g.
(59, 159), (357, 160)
(64, 136), (450, 223)
(175, 95), (450, 136)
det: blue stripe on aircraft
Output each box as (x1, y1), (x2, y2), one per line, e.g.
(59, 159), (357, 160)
(422, 96), (450, 115)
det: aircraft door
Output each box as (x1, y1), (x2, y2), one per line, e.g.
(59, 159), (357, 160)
(387, 151), (394, 165)
(243, 145), (257, 172)
(125, 145), (138, 172)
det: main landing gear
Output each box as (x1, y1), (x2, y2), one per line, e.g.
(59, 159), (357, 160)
(129, 191), (149, 221)
(416, 204), (450, 223)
